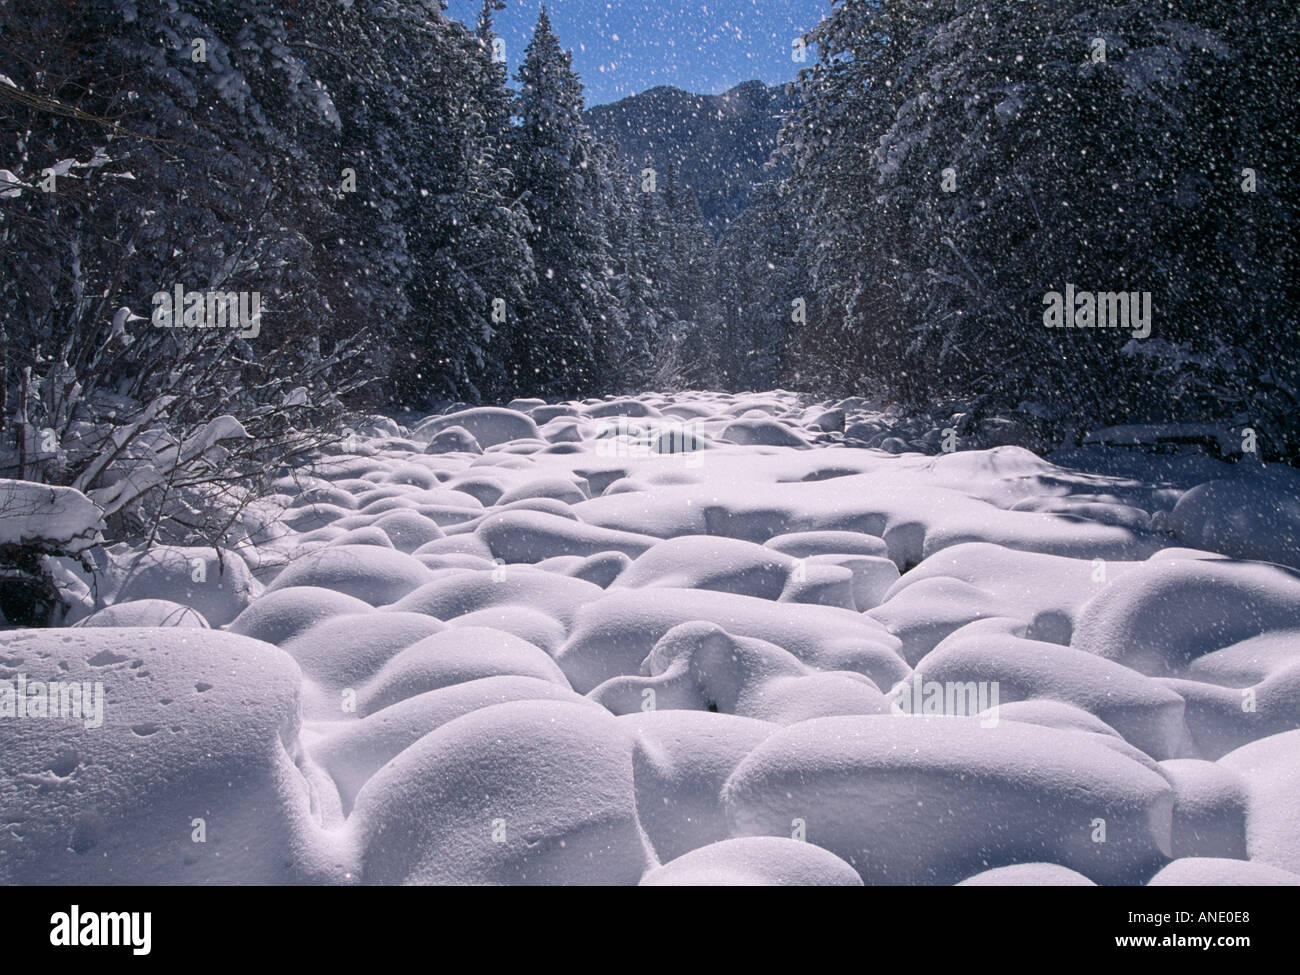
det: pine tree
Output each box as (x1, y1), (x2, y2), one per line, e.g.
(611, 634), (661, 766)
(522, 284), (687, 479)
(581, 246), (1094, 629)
(589, 141), (640, 390)
(410, 13), (535, 405)
(512, 7), (613, 397)
(300, 0), (420, 401)
(670, 186), (723, 388)
(717, 182), (806, 390)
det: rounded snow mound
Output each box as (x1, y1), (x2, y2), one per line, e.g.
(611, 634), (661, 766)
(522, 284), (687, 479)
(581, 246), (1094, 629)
(1168, 476), (1300, 569)
(356, 627), (569, 715)
(227, 586), (374, 645)
(640, 837), (862, 886)
(1147, 857), (1300, 886)
(957, 863), (1097, 886)
(0, 628), (349, 884)
(722, 714), (1173, 885)
(265, 545), (434, 605)
(720, 417), (809, 448)
(74, 599), (209, 629)
(1072, 557), (1300, 675)
(350, 700), (649, 884)
(312, 676), (596, 811)
(412, 407), (541, 448)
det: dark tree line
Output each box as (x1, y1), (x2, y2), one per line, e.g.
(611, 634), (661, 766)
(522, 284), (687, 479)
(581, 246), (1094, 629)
(779, 0), (1299, 459)
(0, 1), (735, 420)
(0, 0), (747, 544)
(3, 0), (1295, 479)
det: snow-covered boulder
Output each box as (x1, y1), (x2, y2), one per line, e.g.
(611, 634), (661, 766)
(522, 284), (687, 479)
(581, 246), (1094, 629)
(311, 676), (597, 811)
(74, 599), (209, 629)
(0, 628), (348, 884)
(425, 426), (483, 455)
(1071, 556), (1300, 675)
(1158, 759), (1248, 859)
(412, 408), (540, 448)
(957, 863), (1097, 886)
(720, 417), (810, 448)
(265, 545), (434, 605)
(1166, 476), (1300, 569)
(559, 587), (907, 695)
(356, 627), (569, 715)
(350, 700), (651, 884)
(619, 709), (777, 861)
(916, 618), (1190, 759)
(641, 837), (862, 886)
(69, 545), (260, 627)
(1218, 730), (1300, 874)
(1146, 857), (1300, 886)
(722, 715), (1174, 885)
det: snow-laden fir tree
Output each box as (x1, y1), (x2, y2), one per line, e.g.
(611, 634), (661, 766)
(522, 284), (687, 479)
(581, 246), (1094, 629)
(512, 7), (614, 397)
(717, 181), (807, 391)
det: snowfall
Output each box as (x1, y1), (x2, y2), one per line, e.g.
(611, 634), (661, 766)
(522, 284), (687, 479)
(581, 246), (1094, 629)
(3, 390), (1300, 886)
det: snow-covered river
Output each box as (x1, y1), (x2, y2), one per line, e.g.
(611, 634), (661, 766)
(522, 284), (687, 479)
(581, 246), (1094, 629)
(4, 391), (1299, 885)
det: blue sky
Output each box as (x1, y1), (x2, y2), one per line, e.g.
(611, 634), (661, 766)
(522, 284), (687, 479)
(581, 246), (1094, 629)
(444, 0), (829, 105)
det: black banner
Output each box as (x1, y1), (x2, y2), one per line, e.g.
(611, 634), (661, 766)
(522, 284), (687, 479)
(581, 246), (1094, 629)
(0, 886), (1287, 962)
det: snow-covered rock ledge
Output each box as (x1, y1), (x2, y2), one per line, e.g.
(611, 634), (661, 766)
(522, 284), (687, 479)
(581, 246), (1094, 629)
(0, 481), (105, 626)
(0, 480), (104, 554)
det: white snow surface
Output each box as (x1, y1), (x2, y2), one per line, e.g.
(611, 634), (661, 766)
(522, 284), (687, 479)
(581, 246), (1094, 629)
(3, 390), (1299, 885)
